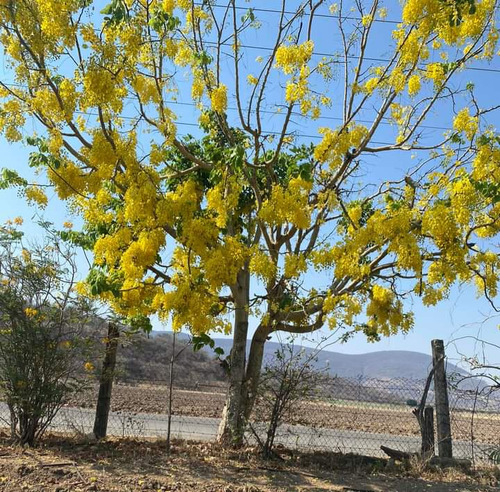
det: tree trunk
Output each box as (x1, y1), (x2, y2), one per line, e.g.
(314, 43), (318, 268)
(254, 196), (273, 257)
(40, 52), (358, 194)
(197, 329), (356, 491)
(93, 322), (119, 439)
(242, 324), (271, 422)
(217, 267), (250, 447)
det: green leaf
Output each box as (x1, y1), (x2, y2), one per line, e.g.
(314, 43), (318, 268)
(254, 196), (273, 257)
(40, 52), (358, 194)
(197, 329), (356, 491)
(125, 315), (152, 334)
(101, 0), (129, 26)
(0, 169), (27, 189)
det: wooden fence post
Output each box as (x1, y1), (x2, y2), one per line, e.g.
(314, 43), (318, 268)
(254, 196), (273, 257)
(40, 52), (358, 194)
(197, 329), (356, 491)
(93, 322), (120, 439)
(166, 332), (176, 454)
(431, 339), (452, 458)
(421, 406), (435, 459)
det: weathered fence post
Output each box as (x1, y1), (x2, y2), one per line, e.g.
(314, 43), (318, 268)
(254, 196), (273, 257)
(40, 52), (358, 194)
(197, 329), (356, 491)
(421, 406), (435, 459)
(166, 332), (176, 454)
(93, 322), (120, 439)
(431, 339), (452, 458)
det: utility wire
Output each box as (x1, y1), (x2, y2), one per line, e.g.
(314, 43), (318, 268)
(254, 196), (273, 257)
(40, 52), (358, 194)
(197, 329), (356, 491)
(197, 3), (500, 74)
(1, 82), (462, 137)
(199, 3), (400, 25)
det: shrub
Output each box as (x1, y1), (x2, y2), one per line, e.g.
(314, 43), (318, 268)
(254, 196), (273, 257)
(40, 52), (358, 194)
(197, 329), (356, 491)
(253, 343), (328, 458)
(0, 224), (93, 446)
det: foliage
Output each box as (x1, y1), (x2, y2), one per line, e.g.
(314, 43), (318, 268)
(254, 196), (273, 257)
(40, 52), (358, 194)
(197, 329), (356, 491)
(0, 223), (94, 446)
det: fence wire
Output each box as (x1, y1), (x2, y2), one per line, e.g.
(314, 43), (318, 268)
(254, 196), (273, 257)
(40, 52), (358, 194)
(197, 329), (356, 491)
(1, 374), (499, 463)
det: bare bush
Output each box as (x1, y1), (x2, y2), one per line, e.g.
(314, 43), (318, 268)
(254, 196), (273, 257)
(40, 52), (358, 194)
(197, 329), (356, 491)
(253, 343), (329, 458)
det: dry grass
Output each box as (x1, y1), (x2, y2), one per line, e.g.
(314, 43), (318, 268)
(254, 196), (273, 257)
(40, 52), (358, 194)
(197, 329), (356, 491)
(0, 432), (498, 492)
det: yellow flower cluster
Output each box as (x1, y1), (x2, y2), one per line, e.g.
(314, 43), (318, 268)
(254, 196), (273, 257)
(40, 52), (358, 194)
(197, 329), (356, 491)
(151, 248), (231, 335)
(132, 75), (160, 105)
(204, 237), (249, 289)
(94, 228), (133, 268)
(470, 251), (500, 298)
(314, 125), (368, 169)
(247, 74), (258, 85)
(259, 177), (312, 229)
(402, 0), (497, 48)
(120, 229), (165, 281)
(448, 175), (477, 226)
(210, 84), (227, 113)
(425, 63), (446, 87)
(191, 71), (205, 100)
(453, 108), (478, 140)
(323, 293), (363, 329)
(162, 0), (175, 15)
(82, 65), (126, 113)
(275, 40), (314, 75)
(407, 75), (421, 96)
(365, 285), (412, 336)
(284, 253), (307, 278)
(181, 217), (219, 255)
(24, 185), (48, 208)
(422, 203), (460, 251)
(24, 307), (38, 318)
(249, 249), (277, 283)
(285, 68), (310, 103)
(0, 99), (25, 142)
(206, 175), (242, 228)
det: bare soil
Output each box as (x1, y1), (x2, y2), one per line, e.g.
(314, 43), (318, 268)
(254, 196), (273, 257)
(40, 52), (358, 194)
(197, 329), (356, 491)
(0, 433), (498, 492)
(68, 383), (500, 444)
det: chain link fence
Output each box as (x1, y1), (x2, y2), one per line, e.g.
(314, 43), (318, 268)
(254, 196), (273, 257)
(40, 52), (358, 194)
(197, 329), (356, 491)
(1, 373), (499, 463)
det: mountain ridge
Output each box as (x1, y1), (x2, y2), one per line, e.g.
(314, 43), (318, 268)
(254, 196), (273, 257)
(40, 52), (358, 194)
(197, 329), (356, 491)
(208, 338), (468, 381)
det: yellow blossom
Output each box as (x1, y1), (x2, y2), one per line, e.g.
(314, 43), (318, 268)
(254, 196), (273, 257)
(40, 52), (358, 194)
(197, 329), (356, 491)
(275, 40), (314, 75)
(24, 307), (38, 318)
(210, 84), (227, 113)
(247, 74), (258, 85)
(25, 186), (48, 208)
(453, 108), (478, 140)
(407, 75), (421, 96)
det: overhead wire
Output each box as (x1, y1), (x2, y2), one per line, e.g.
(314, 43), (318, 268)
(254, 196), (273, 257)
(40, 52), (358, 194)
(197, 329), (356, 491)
(197, 3), (500, 74)
(1, 82), (461, 141)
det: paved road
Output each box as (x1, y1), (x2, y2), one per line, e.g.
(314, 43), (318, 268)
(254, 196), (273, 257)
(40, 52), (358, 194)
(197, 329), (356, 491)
(53, 405), (492, 461)
(0, 403), (493, 461)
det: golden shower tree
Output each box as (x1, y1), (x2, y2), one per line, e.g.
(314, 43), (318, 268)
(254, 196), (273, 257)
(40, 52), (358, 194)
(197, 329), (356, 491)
(0, 0), (499, 444)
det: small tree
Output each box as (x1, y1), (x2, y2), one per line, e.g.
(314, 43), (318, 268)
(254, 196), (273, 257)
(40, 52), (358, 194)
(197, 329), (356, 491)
(253, 342), (328, 458)
(0, 222), (93, 446)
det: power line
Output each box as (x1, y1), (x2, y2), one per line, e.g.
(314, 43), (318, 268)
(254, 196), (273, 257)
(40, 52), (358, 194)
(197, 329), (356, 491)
(200, 3), (500, 74)
(1, 82), (459, 135)
(216, 41), (500, 74)
(200, 2), (401, 25)
(50, 5), (500, 75)
(71, 110), (426, 147)
(166, 100), (454, 133)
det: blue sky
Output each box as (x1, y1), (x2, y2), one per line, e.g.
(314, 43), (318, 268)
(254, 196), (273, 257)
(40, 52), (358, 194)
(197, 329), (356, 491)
(0, 0), (499, 370)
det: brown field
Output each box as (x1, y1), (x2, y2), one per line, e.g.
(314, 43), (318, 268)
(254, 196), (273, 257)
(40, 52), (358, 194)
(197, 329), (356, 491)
(67, 383), (500, 445)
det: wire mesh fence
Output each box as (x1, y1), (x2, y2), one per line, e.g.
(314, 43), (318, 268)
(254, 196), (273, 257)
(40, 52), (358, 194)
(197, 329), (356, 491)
(1, 373), (499, 463)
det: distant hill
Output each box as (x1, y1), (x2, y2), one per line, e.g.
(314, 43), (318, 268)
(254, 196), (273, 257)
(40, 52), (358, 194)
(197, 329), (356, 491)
(113, 331), (226, 385)
(112, 331), (482, 391)
(208, 338), (470, 382)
